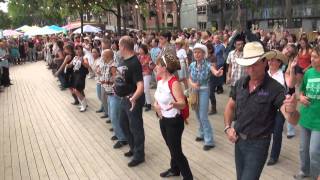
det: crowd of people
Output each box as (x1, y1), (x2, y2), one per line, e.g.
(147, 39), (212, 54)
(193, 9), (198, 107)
(1, 27), (320, 180)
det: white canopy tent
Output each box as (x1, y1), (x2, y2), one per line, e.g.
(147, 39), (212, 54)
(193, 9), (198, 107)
(73, 25), (101, 34)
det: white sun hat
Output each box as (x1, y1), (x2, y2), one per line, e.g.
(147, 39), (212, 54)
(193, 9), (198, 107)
(193, 43), (208, 58)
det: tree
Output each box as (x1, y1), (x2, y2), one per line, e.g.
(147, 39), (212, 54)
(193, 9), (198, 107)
(7, 0), (64, 27)
(285, 0), (293, 28)
(173, 0), (182, 30)
(0, 10), (11, 29)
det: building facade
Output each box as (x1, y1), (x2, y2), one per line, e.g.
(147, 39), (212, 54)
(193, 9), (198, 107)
(207, 0), (320, 31)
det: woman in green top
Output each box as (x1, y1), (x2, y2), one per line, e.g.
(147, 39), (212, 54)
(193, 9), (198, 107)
(295, 46), (320, 180)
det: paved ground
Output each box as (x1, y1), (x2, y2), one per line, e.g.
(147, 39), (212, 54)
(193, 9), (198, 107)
(0, 61), (302, 180)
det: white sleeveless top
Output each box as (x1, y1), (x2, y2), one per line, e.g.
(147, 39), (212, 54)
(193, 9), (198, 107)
(154, 79), (180, 118)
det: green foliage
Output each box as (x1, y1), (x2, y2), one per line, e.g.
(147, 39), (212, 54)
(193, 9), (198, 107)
(6, 0), (151, 29)
(8, 0), (65, 27)
(0, 10), (11, 29)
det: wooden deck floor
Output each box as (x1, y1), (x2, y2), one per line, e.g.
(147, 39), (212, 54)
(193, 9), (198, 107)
(0, 61), (302, 180)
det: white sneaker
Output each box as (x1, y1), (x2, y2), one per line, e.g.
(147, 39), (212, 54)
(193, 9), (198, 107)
(80, 99), (87, 112)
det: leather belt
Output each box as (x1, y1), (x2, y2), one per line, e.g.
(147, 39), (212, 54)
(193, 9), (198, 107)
(238, 133), (271, 140)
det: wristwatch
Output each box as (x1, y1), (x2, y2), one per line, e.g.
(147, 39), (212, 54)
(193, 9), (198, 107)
(224, 126), (231, 134)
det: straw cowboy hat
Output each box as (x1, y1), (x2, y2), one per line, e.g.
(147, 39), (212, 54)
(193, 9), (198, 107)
(236, 42), (277, 66)
(268, 49), (289, 65)
(193, 43), (208, 58)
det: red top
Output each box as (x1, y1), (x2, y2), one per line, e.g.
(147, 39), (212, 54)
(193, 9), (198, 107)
(297, 50), (311, 69)
(139, 54), (152, 75)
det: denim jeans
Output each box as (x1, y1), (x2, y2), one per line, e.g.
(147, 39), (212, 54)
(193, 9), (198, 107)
(299, 126), (320, 179)
(108, 95), (126, 141)
(160, 115), (193, 179)
(143, 75), (152, 104)
(101, 91), (108, 116)
(119, 95), (145, 161)
(195, 88), (214, 146)
(58, 72), (67, 88)
(96, 83), (104, 111)
(28, 48), (36, 61)
(270, 111), (285, 160)
(287, 122), (296, 136)
(235, 137), (271, 180)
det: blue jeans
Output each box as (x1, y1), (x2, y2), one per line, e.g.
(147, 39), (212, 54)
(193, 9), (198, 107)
(235, 137), (271, 180)
(287, 123), (296, 136)
(101, 91), (108, 116)
(299, 126), (320, 179)
(195, 88), (214, 146)
(108, 95), (126, 141)
(119, 95), (145, 161)
(270, 111), (285, 160)
(58, 72), (66, 88)
(96, 83), (104, 111)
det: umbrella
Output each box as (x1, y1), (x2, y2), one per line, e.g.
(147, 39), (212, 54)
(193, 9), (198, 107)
(3, 29), (23, 37)
(24, 26), (62, 36)
(16, 25), (31, 32)
(16, 25), (40, 32)
(48, 25), (65, 32)
(73, 25), (101, 34)
(62, 22), (81, 31)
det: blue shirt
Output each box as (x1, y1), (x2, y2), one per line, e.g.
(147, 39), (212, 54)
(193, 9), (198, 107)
(150, 47), (161, 63)
(189, 60), (212, 87)
(214, 43), (225, 67)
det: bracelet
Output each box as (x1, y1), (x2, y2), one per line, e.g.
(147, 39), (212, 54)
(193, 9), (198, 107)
(224, 126), (231, 134)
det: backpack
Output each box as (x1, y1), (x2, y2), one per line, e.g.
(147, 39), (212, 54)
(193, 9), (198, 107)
(168, 76), (190, 124)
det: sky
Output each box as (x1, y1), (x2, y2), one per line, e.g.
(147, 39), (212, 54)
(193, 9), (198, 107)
(0, 2), (8, 13)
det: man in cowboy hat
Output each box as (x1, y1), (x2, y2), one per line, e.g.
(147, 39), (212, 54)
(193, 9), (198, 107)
(224, 42), (300, 180)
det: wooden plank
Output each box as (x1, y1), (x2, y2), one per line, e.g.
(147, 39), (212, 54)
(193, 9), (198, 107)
(11, 80), (31, 180)
(20, 79), (79, 180)
(0, 61), (302, 180)
(3, 87), (13, 180)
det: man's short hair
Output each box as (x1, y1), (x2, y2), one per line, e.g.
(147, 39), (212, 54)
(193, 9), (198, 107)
(119, 36), (134, 51)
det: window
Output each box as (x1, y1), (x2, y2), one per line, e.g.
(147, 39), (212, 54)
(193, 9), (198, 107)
(197, 6), (207, 15)
(293, 18), (302, 28)
(211, 5), (219, 13)
(198, 22), (207, 30)
(225, 2), (232, 10)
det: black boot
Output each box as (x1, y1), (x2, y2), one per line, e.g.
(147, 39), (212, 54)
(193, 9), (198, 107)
(208, 104), (217, 115)
(71, 94), (79, 105)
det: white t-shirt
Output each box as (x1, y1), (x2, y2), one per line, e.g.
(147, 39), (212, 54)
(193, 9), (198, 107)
(176, 48), (187, 63)
(84, 49), (94, 66)
(268, 69), (285, 87)
(154, 79), (180, 118)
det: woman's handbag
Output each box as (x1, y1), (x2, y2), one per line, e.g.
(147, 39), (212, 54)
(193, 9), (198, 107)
(188, 88), (199, 110)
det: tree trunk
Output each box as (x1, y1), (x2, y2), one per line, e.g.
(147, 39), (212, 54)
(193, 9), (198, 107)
(176, 7), (181, 30)
(116, 2), (121, 35)
(80, 11), (84, 35)
(122, 5), (127, 35)
(218, 0), (225, 31)
(153, 0), (160, 32)
(155, 13), (160, 32)
(285, 0), (293, 28)
(237, 0), (243, 30)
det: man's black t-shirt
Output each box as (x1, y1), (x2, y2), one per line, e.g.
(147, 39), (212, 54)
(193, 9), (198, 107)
(230, 74), (285, 138)
(118, 55), (143, 95)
